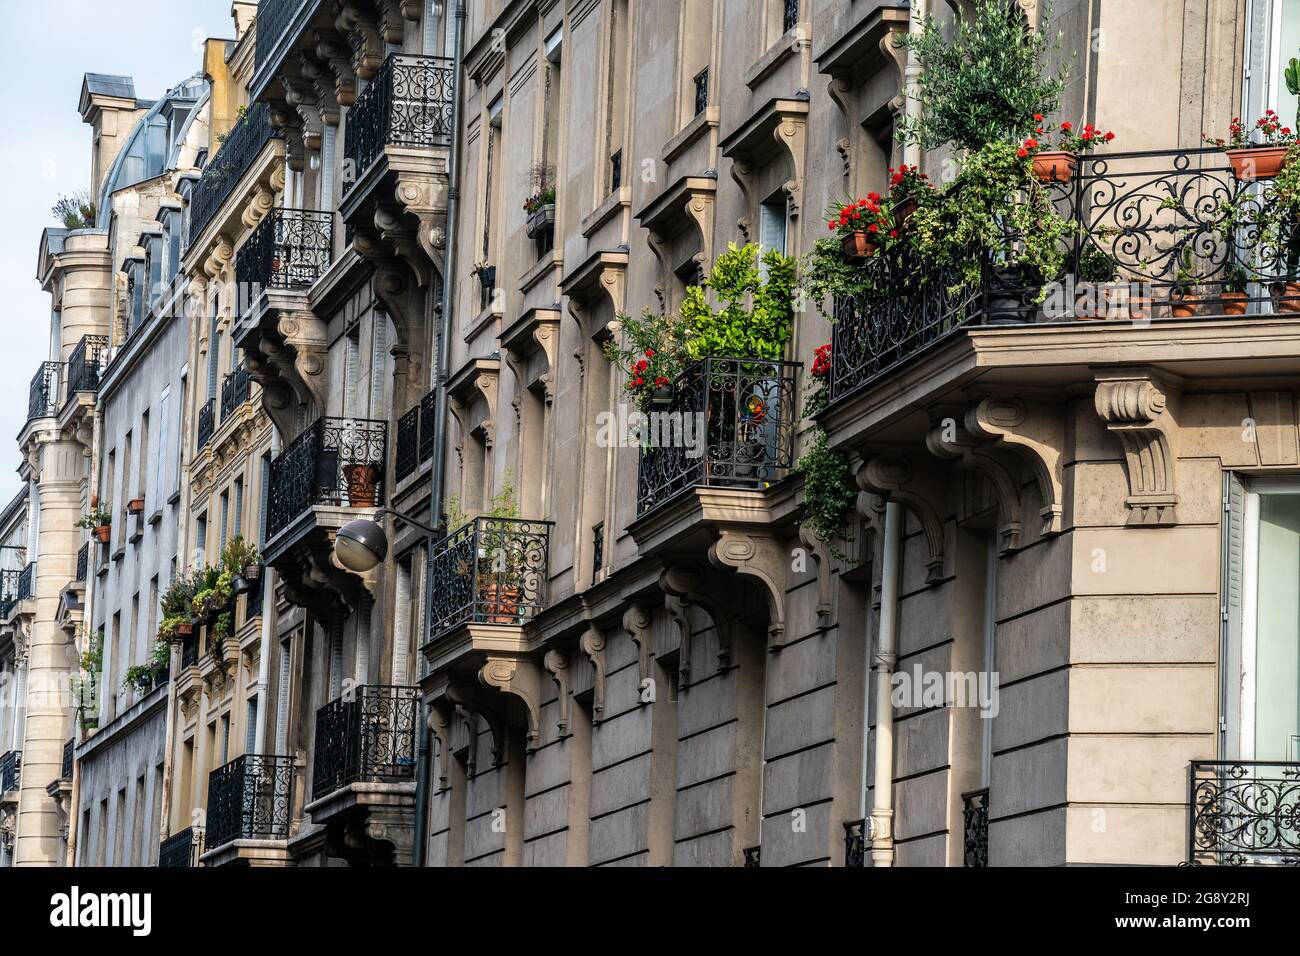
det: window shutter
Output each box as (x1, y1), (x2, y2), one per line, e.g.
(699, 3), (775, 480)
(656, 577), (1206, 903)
(1222, 472), (1246, 759)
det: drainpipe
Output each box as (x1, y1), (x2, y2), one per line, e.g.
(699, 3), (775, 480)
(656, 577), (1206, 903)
(902, 0), (926, 170)
(869, 500), (903, 867)
(413, 0), (465, 867)
(252, 429), (280, 756)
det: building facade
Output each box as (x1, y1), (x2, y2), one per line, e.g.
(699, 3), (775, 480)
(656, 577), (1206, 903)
(4, 0), (1298, 868)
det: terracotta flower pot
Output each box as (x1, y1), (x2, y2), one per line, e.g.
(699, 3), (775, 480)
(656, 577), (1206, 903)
(481, 582), (522, 625)
(1033, 150), (1078, 183)
(1226, 146), (1290, 182)
(93, 525), (111, 543)
(344, 463), (381, 507)
(244, 563), (262, 581)
(1272, 281), (1300, 313)
(1221, 291), (1248, 315)
(840, 231), (878, 264)
(1168, 293), (1199, 318)
(127, 498), (145, 515)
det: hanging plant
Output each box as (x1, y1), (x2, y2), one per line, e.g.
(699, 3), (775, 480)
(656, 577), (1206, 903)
(795, 429), (856, 560)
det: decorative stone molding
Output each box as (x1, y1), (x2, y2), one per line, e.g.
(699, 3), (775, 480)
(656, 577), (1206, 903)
(443, 676), (507, 766)
(560, 249), (628, 342)
(426, 700), (453, 788)
(276, 310), (330, 411)
(542, 648), (571, 735)
(446, 357), (501, 454)
(665, 596), (693, 688)
(622, 604), (654, 685)
(966, 396), (1065, 537)
(1094, 370), (1179, 526)
(707, 529), (789, 648)
(720, 99), (810, 230)
(659, 565), (732, 666)
(577, 626), (607, 720)
(926, 413), (1023, 553)
(501, 308), (562, 406)
(798, 522), (834, 630)
(857, 455), (945, 581)
(478, 654), (544, 749)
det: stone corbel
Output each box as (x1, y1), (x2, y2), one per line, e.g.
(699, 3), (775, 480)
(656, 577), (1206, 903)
(857, 455), (946, 582)
(577, 626), (607, 720)
(1094, 370), (1179, 526)
(664, 596), (692, 688)
(966, 396), (1064, 537)
(376, 0), (406, 43)
(314, 32), (358, 108)
(427, 699), (453, 788)
(337, 3), (385, 81)
(685, 193), (716, 274)
(479, 655), (544, 750)
(241, 182), (278, 231)
(925, 414), (1023, 553)
(444, 678), (507, 765)
(659, 565), (732, 666)
(798, 522), (834, 631)
(203, 235), (235, 282)
(282, 75), (324, 153)
(646, 229), (670, 311)
(707, 529), (789, 649)
(774, 116), (806, 220)
(276, 310), (330, 412)
(269, 105), (306, 172)
(622, 604), (654, 686)
(826, 76), (854, 180)
(532, 319), (560, 406)
(543, 648), (571, 735)
(391, 168), (449, 274)
(729, 157), (754, 240)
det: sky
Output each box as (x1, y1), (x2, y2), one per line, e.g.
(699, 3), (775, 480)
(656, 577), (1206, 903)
(0, 0), (235, 505)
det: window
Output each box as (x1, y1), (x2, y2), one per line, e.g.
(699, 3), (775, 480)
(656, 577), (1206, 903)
(1245, 0), (1300, 130)
(219, 490), (229, 550)
(138, 409), (150, 508)
(233, 476), (244, 539)
(604, 0), (630, 194)
(258, 451), (271, 548)
(344, 322), (361, 417)
(154, 387), (171, 504)
(195, 511), (207, 567)
(782, 0), (800, 35)
(680, 0), (713, 127)
(481, 95), (504, 268)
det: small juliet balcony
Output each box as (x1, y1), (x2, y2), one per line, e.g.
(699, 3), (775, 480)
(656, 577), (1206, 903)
(393, 388), (437, 486)
(27, 361), (61, 423)
(63, 335), (108, 422)
(307, 685), (419, 865)
(158, 826), (201, 868)
(1188, 760), (1300, 866)
(0, 749), (19, 800)
(195, 398), (216, 453)
(4, 563), (34, 626)
(220, 363), (251, 423)
(963, 788), (989, 868)
(201, 753), (294, 865)
(629, 356), (800, 554)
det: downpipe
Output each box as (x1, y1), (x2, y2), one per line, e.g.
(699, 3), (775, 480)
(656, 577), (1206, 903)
(869, 501), (903, 866)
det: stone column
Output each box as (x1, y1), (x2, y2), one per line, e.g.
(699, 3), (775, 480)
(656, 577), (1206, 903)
(13, 438), (83, 865)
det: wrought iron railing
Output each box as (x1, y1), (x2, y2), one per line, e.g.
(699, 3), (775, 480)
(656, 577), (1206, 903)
(418, 389), (438, 462)
(963, 788), (989, 867)
(693, 67), (709, 117)
(158, 826), (200, 868)
(244, 576), (263, 623)
(783, 0), (801, 33)
(1187, 760), (1300, 865)
(0, 568), (18, 617)
(427, 517), (552, 640)
(66, 335), (108, 397)
(266, 416), (388, 539)
(830, 147), (1300, 406)
(16, 563), (34, 602)
(0, 750), (19, 792)
(188, 102), (278, 245)
(220, 363), (251, 422)
(204, 753), (293, 849)
(61, 738), (74, 781)
(591, 522), (604, 585)
(395, 404), (420, 483)
(235, 207), (333, 295)
(344, 53), (455, 193)
(75, 544), (88, 583)
(844, 818), (866, 867)
(196, 398), (216, 453)
(637, 357), (800, 516)
(253, 0), (305, 71)
(180, 630), (199, 669)
(312, 685), (418, 801)
(743, 845), (760, 867)
(28, 361), (61, 421)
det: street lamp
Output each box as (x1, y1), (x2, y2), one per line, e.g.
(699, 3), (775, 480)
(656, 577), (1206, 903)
(333, 508), (441, 574)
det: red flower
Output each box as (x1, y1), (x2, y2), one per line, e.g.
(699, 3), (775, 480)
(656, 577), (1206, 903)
(1034, 113), (1044, 122)
(1060, 121), (1072, 131)
(632, 377), (645, 387)
(1024, 137), (1038, 149)
(654, 376), (669, 387)
(889, 229), (898, 238)
(1104, 131), (1115, 142)
(645, 349), (655, 358)
(634, 359), (648, 373)
(1017, 147), (1029, 158)
(867, 223), (879, 233)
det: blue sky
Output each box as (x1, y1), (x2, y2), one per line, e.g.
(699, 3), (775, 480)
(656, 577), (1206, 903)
(0, 0), (234, 504)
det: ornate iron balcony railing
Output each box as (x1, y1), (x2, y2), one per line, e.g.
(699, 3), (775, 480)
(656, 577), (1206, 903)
(75, 544), (88, 583)
(66, 335), (109, 398)
(830, 147), (1300, 407)
(266, 416), (388, 540)
(204, 753), (293, 850)
(61, 738), (74, 781)
(0, 750), (19, 792)
(180, 630), (199, 669)
(312, 685), (418, 801)
(418, 388), (438, 462)
(783, 0), (801, 33)
(344, 53), (455, 194)
(28, 361), (61, 422)
(244, 576), (263, 623)
(395, 404), (420, 483)
(16, 563), (34, 602)
(637, 356), (800, 516)
(963, 788), (989, 867)
(235, 207), (333, 295)
(196, 398), (216, 453)
(693, 66), (710, 117)
(844, 818), (866, 868)
(220, 363), (251, 422)
(1188, 760), (1300, 865)
(253, 0), (306, 71)
(743, 845), (760, 867)
(188, 102), (278, 246)
(158, 826), (200, 868)
(428, 517), (553, 640)
(0, 568), (19, 617)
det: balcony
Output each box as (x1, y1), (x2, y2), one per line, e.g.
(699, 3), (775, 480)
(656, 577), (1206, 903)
(343, 53), (454, 195)
(16, 563), (33, 602)
(235, 207), (333, 297)
(828, 147), (1300, 411)
(75, 545), (87, 583)
(312, 685), (418, 802)
(195, 398), (215, 453)
(27, 361), (61, 422)
(426, 517), (553, 647)
(636, 357), (800, 518)
(220, 363), (251, 422)
(187, 102), (279, 247)
(0, 568), (18, 617)
(394, 389), (437, 485)
(963, 788), (989, 867)
(266, 416), (388, 541)
(253, 0), (308, 73)
(158, 826), (200, 868)
(0, 750), (19, 794)
(1188, 760), (1300, 865)
(203, 753), (293, 852)
(60, 739), (74, 781)
(65, 334), (108, 399)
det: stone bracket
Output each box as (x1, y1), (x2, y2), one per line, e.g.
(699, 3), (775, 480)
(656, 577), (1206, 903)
(798, 522), (834, 630)
(1094, 370), (1180, 526)
(660, 565), (732, 666)
(543, 648), (571, 736)
(966, 396), (1065, 537)
(622, 604), (654, 686)
(857, 455), (945, 581)
(578, 626), (607, 721)
(707, 529), (790, 649)
(478, 654), (544, 751)
(926, 413), (1023, 553)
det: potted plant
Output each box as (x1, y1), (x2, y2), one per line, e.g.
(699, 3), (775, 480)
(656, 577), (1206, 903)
(1168, 247), (1200, 317)
(126, 497), (145, 515)
(1072, 240), (1119, 318)
(1220, 266), (1249, 316)
(1205, 111), (1296, 182)
(470, 261), (496, 295)
(76, 508), (113, 543)
(603, 309), (690, 411)
(122, 664), (155, 695)
(523, 162), (557, 240)
(344, 462), (381, 507)
(826, 194), (897, 263)
(1023, 118), (1116, 183)
(445, 478), (526, 624)
(887, 164), (934, 228)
